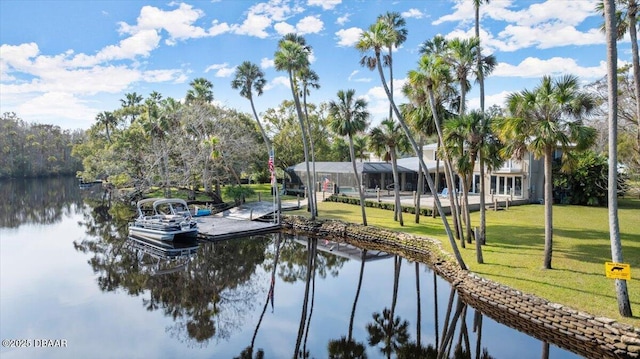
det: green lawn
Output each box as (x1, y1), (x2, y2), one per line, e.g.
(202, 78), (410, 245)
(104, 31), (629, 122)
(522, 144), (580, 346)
(288, 198), (640, 327)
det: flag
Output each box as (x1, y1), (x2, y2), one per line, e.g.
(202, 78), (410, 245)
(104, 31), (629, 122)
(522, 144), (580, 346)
(268, 155), (274, 173)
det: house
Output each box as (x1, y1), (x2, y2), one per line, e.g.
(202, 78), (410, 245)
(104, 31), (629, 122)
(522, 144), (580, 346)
(286, 143), (548, 202)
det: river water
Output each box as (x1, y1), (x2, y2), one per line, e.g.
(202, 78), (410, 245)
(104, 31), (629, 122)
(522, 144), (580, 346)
(0, 177), (583, 358)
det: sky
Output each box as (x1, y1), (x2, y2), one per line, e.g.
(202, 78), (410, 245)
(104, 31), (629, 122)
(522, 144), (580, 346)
(0, 0), (634, 131)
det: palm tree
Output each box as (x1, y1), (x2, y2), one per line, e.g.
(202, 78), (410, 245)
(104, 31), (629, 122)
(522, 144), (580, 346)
(602, 0), (633, 317)
(369, 119), (410, 225)
(497, 75), (597, 269)
(358, 20), (466, 269)
(353, 135), (369, 162)
(274, 34), (316, 219)
(95, 111), (118, 144)
(185, 77), (214, 104)
(377, 12), (407, 121)
(231, 61), (282, 220)
(120, 92), (143, 124)
(328, 89), (369, 226)
(444, 111), (484, 245)
(231, 61), (270, 148)
(408, 54), (466, 246)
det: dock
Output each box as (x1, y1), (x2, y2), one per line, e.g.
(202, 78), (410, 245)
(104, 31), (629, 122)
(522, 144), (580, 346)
(197, 200), (300, 240)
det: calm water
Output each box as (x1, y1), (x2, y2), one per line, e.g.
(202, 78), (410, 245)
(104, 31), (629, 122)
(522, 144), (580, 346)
(0, 178), (583, 359)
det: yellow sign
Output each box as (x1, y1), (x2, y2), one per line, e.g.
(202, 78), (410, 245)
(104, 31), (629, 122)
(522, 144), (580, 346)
(605, 262), (631, 280)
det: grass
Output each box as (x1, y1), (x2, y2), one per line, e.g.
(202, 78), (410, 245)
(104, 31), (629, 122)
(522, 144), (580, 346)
(288, 197), (640, 328)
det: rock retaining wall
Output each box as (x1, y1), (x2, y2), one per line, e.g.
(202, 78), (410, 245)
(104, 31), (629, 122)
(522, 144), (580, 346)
(282, 215), (639, 359)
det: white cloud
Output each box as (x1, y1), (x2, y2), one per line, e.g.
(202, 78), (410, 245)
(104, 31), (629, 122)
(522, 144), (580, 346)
(336, 14), (350, 26)
(494, 57), (607, 79)
(335, 27), (362, 47)
(402, 9), (424, 19)
(264, 75), (290, 91)
(467, 90), (511, 111)
(260, 57), (274, 69)
(118, 3), (208, 44)
(231, 13), (272, 38)
(436, 0), (602, 52)
(296, 16), (324, 34)
(247, 0), (299, 22)
(204, 63), (235, 77)
(208, 20), (232, 36)
(348, 70), (371, 83)
(15, 92), (99, 127)
(274, 22), (296, 35)
(307, 0), (341, 10)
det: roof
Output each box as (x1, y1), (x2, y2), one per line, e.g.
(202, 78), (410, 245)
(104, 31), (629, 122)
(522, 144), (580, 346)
(286, 161), (415, 174)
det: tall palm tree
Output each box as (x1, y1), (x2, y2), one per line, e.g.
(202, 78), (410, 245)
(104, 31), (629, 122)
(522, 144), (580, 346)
(185, 77), (214, 104)
(231, 61), (270, 148)
(358, 20), (466, 270)
(597, 0), (640, 152)
(497, 75), (597, 269)
(475, 0), (491, 245)
(274, 34), (316, 219)
(328, 89), (369, 226)
(95, 111), (118, 144)
(603, 0), (633, 317)
(377, 12), (407, 121)
(369, 118), (410, 225)
(231, 61), (282, 220)
(408, 55), (466, 245)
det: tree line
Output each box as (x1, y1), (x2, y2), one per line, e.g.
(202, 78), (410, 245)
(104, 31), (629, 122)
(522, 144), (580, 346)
(0, 112), (83, 179)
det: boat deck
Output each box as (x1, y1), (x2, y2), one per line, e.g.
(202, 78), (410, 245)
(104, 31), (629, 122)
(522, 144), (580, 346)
(197, 201), (299, 240)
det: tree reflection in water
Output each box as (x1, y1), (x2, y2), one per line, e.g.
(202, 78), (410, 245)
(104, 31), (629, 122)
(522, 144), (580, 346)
(72, 195), (500, 358)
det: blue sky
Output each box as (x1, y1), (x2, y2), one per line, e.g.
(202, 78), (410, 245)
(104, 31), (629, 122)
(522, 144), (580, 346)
(0, 0), (634, 130)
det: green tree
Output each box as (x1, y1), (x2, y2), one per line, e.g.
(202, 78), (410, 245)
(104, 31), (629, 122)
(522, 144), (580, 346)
(377, 12), (407, 121)
(95, 111), (118, 144)
(497, 75), (597, 269)
(274, 34), (316, 218)
(328, 89), (369, 226)
(186, 77), (214, 104)
(369, 119), (410, 225)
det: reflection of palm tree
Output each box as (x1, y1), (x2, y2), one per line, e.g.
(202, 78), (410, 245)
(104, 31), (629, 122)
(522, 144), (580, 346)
(328, 249), (368, 359)
(294, 238), (317, 358)
(244, 233), (282, 357)
(366, 307), (409, 359)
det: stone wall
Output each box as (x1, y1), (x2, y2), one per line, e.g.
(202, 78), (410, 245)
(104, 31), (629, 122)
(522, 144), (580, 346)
(282, 215), (639, 359)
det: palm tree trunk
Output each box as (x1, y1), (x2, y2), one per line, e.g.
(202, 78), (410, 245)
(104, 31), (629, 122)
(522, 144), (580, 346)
(628, 0), (640, 155)
(416, 137), (424, 223)
(288, 70), (315, 220)
(415, 262), (421, 349)
(390, 148), (404, 226)
(303, 91), (318, 217)
(604, 0), (633, 317)
(349, 250), (367, 341)
(349, 136), (368, 226)
(543, 147), (553, 269)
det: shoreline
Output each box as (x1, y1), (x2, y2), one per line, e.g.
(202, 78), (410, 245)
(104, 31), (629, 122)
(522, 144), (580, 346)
(282, 215), (640, 359)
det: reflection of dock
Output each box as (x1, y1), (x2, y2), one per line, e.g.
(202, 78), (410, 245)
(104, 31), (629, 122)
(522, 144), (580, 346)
(197, 201), (299, 240)
(294, 238), (392, 262)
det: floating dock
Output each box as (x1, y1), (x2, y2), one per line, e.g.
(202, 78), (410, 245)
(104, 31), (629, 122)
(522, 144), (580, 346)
(197, 201), (300, 240)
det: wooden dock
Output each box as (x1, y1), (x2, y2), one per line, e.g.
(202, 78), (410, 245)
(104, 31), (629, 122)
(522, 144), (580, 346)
(197, 201), (300, 240)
